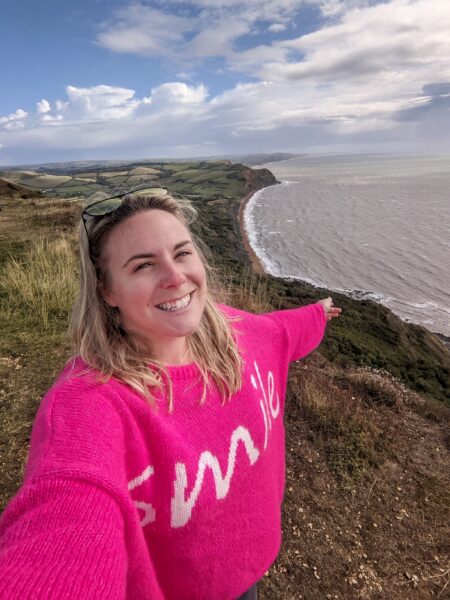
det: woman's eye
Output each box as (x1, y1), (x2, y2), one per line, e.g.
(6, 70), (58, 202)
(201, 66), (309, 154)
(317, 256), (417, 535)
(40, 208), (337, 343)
(176, 251), (191, 259)
(135, 262), (154, 271)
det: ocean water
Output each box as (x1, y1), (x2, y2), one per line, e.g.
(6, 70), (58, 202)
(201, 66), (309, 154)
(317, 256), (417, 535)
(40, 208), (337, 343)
(244, 154), (450, 337)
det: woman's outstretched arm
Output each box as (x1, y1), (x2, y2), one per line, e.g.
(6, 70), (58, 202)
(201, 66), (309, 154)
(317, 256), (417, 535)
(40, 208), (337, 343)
(0, 477), (127, 599)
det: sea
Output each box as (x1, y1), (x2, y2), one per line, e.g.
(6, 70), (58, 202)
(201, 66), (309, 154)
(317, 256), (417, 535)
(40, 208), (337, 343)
(244, 154), (450, 337)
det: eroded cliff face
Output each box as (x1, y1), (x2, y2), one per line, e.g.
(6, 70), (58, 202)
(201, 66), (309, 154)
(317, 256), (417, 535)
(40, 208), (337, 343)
(243, 165), (278, 193)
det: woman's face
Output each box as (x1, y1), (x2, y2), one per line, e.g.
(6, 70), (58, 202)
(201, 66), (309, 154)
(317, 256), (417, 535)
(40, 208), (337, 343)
(100, 209), (207, 353)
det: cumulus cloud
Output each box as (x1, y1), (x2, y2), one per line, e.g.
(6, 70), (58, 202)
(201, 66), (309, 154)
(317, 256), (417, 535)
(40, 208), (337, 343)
(37, 99), (51, 114)
(64, 85), (139, 120)
(147, 83), (209, 107)
(0, 109), (28, 130)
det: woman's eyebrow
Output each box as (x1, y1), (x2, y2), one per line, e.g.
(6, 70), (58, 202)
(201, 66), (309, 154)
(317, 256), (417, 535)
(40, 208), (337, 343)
(122, 240), (193, 268)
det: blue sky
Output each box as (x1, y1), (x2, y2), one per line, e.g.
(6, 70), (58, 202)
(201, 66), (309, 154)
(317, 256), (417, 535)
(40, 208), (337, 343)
(1, 0), (450, 165)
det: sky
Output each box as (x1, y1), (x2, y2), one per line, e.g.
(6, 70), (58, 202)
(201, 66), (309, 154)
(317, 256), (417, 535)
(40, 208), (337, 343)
(1, 0), (450, 166)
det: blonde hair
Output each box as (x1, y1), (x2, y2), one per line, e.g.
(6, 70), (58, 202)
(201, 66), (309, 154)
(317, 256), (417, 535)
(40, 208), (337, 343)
(70, 193), (243, 410)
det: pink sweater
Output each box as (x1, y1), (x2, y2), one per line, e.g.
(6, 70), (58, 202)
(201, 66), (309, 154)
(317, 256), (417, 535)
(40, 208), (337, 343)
(0, 303), (326, 600)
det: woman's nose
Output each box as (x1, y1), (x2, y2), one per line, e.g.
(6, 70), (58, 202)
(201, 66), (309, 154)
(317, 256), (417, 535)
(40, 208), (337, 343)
(160, 261), (185, 288)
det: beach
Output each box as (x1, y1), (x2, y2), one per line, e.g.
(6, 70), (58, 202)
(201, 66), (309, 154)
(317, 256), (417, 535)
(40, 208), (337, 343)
(238, 190), (266, 275)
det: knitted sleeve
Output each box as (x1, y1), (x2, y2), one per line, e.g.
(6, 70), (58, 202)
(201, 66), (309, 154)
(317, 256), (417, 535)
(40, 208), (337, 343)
(262, 303), (327, 363)
(0, 477), (127, 599)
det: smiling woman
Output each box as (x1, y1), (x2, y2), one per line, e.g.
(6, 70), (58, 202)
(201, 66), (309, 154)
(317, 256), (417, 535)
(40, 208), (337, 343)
(0, 191), (340, 600)
(75, 192), (243, 409)
(100, 210), (207, 366)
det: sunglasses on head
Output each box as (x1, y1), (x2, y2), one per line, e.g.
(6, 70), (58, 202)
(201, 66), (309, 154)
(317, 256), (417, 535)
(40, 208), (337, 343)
(81, 186), (168, 241)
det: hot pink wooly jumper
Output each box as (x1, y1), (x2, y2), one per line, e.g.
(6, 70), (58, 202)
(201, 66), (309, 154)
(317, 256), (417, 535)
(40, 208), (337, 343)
(0, 303), (326, 599)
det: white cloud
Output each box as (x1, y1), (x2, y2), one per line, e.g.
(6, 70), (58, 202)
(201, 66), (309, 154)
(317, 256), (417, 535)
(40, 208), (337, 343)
(96, 5), (193, 57)
(4, 122), (26, 131)
(63, 85), (139, 120)
(147, 82), (209, 106)
(189, 20), (250, 58)
(0, 108), (28, 128)
(268, 23), (287, 33)
(265, 0), (450, 83)
(41, 114), (63, 122)
(94, 1), (328, 61)
(37, 99), (51, 114)
(55, 100), (67, 111)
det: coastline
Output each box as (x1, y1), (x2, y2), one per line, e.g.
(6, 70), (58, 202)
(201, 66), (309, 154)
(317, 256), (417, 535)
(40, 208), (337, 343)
(238, 190), (266, 275)
(238, 186), (450, 346)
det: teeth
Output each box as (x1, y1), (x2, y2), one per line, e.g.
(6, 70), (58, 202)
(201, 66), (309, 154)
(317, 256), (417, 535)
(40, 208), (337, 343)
(157, 293), (191, 312)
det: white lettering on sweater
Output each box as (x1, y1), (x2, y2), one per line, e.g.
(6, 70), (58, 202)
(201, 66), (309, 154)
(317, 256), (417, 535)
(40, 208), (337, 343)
(128, 465), (156, 526)
(128, 361), (280, 529)
(171, 426), (259, 528)
(251, 361), (280, 449)
(128, 465), (154, 491)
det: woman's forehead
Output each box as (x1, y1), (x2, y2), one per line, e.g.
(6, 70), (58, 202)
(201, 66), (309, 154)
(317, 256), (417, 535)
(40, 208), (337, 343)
(103, 209), (191, 256)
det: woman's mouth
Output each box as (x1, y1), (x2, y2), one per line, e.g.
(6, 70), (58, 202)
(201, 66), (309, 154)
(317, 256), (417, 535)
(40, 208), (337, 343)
(156, 292), (193, 312)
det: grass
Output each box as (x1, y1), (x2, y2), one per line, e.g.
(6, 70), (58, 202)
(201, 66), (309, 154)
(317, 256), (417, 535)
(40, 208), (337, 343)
(289, 362), (387, 482)
(130, 167), (160, 175)
(220, 267), (281, 314)
(0, 236), (78, 328)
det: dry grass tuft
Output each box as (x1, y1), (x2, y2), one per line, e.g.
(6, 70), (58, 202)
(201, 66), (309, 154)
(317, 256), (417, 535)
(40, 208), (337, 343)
(343, 368), (405, 408)
(290, 363), (387, 482)
(0, 235), (78, 328)
(221, 267), (280, 314)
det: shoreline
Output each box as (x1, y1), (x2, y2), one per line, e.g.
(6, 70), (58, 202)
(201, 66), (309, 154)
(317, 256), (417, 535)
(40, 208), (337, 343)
(238, 188), (450, 347)
(238, 190), (266, 275)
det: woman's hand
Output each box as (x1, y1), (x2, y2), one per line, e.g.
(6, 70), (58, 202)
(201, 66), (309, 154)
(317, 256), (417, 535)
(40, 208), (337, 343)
(318, 297), (342, 321)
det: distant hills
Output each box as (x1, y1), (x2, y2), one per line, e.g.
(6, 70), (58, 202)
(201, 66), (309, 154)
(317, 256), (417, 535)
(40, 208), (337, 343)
(0, 159), (277, 201)
(2, 152), (299, 175)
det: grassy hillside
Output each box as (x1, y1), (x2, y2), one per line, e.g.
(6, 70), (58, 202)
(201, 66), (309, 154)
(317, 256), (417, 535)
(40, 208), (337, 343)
(0, 160), (274, 200)
(0, 178), (43, 199)
(0, 163), (449, 598)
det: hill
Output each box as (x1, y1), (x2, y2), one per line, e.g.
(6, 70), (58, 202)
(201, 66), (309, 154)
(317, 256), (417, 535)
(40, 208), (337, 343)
(0, 160), (276, 200)
(4, 152), (298, 173)
(0, 178), (43, 199)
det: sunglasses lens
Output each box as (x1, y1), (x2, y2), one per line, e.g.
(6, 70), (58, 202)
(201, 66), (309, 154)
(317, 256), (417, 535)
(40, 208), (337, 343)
(83, 197), (123, 217)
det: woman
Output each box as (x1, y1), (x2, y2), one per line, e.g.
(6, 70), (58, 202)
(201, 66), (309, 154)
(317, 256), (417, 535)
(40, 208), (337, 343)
(0, 192), (341, 599)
